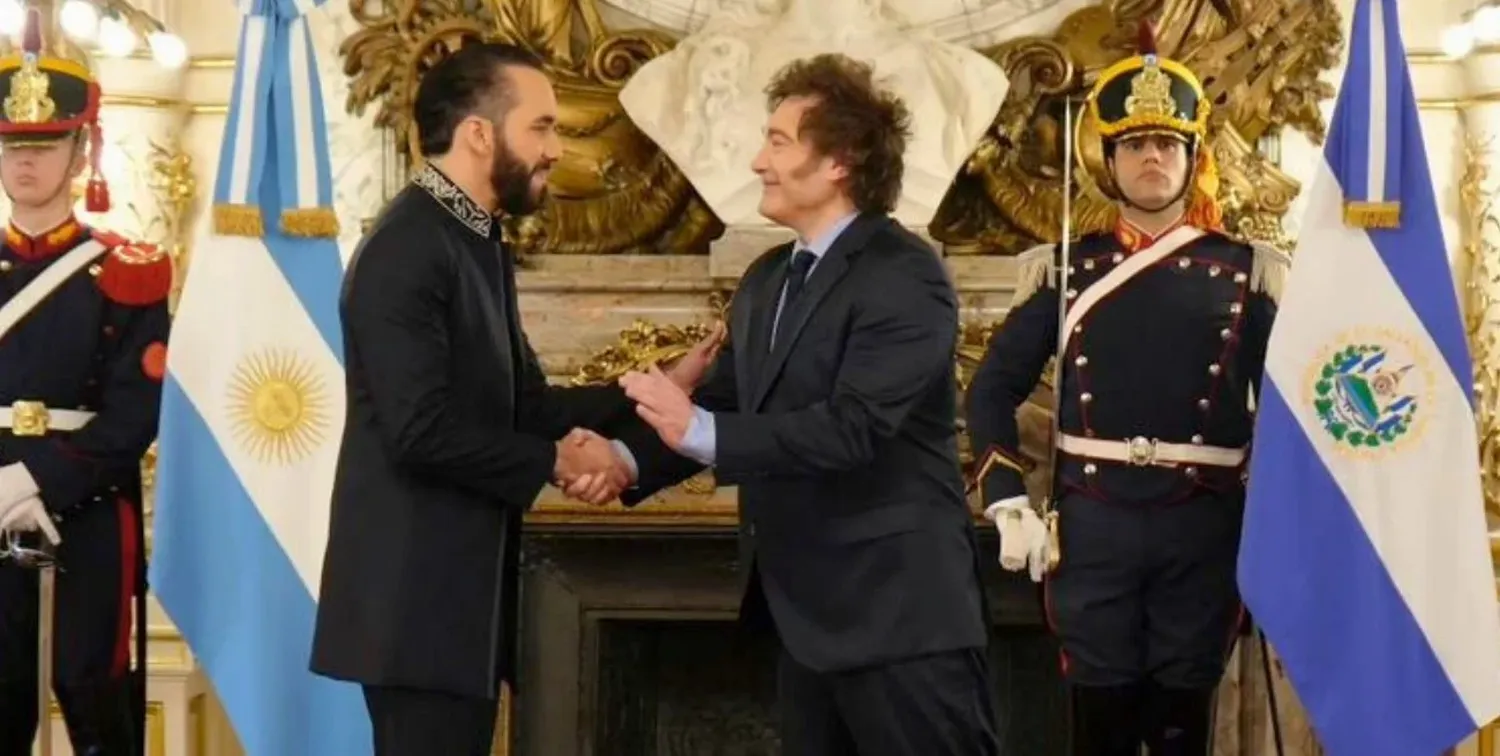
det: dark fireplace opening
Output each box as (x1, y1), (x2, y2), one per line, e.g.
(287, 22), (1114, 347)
(594, 618), (781, 756)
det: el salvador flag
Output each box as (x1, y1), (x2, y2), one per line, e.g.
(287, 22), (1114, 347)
(1238, 0), (1500, 753)
(147, 0), (371, 753)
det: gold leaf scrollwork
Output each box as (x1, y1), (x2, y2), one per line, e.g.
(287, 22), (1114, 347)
(932, 0), (1341, 256)
(569, 291), (732, 388)
(586, 30), (675, 88)
(569, 292), (731, 496)
(1459, 130), (1500, 523)
(341, 0), (723, 257)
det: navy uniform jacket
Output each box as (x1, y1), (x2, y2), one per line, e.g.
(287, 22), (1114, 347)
(0, 218), (172, 523)
(965, 225), (1286, 507)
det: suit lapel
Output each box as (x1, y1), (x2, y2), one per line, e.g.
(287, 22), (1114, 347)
(734, 253), (784, 409)
(750, 214), (882, 410)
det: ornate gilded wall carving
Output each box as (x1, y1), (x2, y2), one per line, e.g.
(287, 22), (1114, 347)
(343, 0), (1338, 257)
(932, 0), (1336, 253)
(341, 0), (1339, 520)
(340, 0), (723, 256)
(1459, 130), (1500, 521)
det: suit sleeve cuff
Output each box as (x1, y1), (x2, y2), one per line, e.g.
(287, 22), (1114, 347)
(679, 406), (716, 466)
(973, 444), (1031, 506)
(610, 439), (639, 487)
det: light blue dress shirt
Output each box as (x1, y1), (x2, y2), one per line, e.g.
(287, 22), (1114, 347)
(675, 211), (859, 466)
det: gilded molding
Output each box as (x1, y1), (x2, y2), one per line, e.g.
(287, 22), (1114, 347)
(1457, 126), (1500, 522)
(99, 94), (230, 114)
(340, 0), (722, 256)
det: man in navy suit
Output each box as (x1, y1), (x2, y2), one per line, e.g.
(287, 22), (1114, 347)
(606, 53), (1000, 756)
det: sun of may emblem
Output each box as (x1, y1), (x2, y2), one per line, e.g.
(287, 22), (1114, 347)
(1307, 330), (1431, 454)
(227, 349), (330, 465)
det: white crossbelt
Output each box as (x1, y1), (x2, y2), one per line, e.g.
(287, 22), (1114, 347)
(1057, 433), (1246, 468)
(0, 404), (96, 434)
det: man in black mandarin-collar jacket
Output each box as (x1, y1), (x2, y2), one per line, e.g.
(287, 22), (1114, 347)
(610, 54), (999, 756)
(309, 43), (716, 756)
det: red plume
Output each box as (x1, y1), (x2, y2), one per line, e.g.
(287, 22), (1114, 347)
(1137, 18), (1158, 56)
(21, 6), (41, 56)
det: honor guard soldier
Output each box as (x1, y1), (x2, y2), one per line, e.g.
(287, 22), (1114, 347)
(965, 22), (1288, 756)
(0, 9), (170, 755)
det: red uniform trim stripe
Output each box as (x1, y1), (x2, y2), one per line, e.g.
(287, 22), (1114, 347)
(113, 497), (138, 677)
(1044, 574), (1070, 676)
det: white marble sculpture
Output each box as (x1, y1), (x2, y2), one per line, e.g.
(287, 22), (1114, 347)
(618, 0), (1011, 227)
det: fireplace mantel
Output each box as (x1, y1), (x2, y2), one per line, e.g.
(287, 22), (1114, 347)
(511, 515), (1066, 756)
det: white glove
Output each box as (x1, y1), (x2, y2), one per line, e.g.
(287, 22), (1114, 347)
(0, 463), (39, 509)
(1020, 509), (1050, 583)
(0, 497), (61, 547)
(985, 495), (1034, 571)
(984, 495), (1050, 583)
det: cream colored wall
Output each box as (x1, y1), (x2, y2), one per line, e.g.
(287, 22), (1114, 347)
(1278, 0), (1485, 260)
(100, 1), (1495, 755)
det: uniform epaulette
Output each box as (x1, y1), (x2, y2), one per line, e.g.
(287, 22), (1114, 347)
(93, 231), (173, 306)
(1011, 243), (1056, 307)
(1248, 240), (1291, 305)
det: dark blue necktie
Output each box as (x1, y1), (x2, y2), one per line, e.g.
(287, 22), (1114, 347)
(773, 249), (817, 347)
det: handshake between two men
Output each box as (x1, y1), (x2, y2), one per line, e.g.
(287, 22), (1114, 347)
(551, 321), (727, 506)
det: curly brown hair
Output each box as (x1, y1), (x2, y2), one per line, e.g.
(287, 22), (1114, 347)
(764, 53), (912, 216)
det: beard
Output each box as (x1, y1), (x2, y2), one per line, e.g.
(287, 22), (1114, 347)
(489, 134), (549, 217)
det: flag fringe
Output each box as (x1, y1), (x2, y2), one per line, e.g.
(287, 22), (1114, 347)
(1343, 201), (1401, 229)
(1010, 243), (1055, 310)
(1250, 241), (1291, 304)
(280, 207), (340, 238)
(214, 204), (265, 237)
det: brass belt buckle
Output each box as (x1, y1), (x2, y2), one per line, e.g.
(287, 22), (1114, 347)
(1126, 436), (1158, 466)
(10, 401), (49, 437)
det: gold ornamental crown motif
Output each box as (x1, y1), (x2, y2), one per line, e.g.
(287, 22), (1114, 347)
(4, 55), (55, 125)
(1124, 57), (1176, 120)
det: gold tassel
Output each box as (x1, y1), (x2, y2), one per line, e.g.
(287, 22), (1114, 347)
(1009, 243), (1055, 311)
(1250, 241), (1291, 305)
(214, 204), (265, 237)
(280, 207), (341, 238)
(1343, 201), (1401, 229)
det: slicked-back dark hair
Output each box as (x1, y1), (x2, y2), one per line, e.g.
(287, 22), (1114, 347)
(413, 41), (545, 158)
(764, 53), (912, 215)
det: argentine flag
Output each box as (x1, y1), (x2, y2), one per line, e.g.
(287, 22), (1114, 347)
(1238, 0), (1500, 753)
(148, 0), (371, 752)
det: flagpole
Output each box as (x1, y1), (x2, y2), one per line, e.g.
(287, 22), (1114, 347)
(1257, 628), (1286, 756)
(1042, 94), (1076, 569)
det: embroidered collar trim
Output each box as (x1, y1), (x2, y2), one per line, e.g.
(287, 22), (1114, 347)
(4, 215), (85, 261)
(412, 163), (493, 238)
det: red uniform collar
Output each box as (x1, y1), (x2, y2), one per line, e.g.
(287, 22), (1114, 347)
(1112, 213), (1190, 254)
(5, 216), (86, 261)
